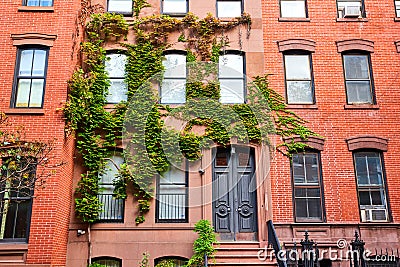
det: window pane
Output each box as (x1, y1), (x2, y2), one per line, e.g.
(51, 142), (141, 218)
(371, 190), (383, 206)
(219, 54), (243, 78)
(292, 154), (305, 184)
(305, 154), (318, 183)
(295, 188), (306, 197)
(281, 1), (306, 18)
(355, 155), (368, 185)
(307, 198), (321, 218)
(19, 50), (34, 76)
(3, 201), (29, 239)
(285, 55), (311, 79)
(359, 191), (371, 205)
(101, 155), (124, 185)
(163, 0), (187, 14)
(295, 198), (307, 218)
(40, 0), (53, 6)
(163, 54), (186, 78)
(94, 258), (121, 267)
(346, 81), (372, 104)
(108, 0), (133, 13)
(29, 79), (44, 107)
(32, 50), (46, 77)
(219, 79), (244, 103)
(15, 80), (31, 107)
(26, 0), (40, 6)
(307, 188), (321, 197)
(217, 1), (242, 18)
(344, 55), (369, 79)
(396, 1), (400, 17)
(160, 79), (186, 104)
(367, 155), (382, 185)
(216, 151), (228, 166)
(286, 81), (313, 104)
(107, 79), (128, 103)
(106, 54), (126, 78)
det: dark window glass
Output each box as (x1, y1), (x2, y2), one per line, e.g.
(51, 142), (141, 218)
(292, 153), (323, 221)
(155, 257), (188, 266)
(343, 54), (373, 104)
(107, 0), (133, 14)
(156, 165), (188, 222)
(161, 53), (186, 104)
(0, 158), (35, 242)
(219, 53), (245, 104)
(354, 152), (389, 222)
(23, 0), (53, 6)
(105, 53), (127, 104)
(98, 154), (124, 222)
(217, 0), (242, 18)
(162, 0), (188, 15)
(92, 257), (122, 267)
(13, 48), (49, 108)
(280, 0), (307, 18)
(337, 0), (364, 18)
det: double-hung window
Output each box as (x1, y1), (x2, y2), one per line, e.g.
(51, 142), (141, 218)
(105, 53), (128, 104)
(161, 52), (187, 104)
(0, 158), (36, 242)
(396, 1), (400, 17)
(217, 0), (242, 18)
(354, 152), (389, 222)
(343, 53), (374, 104)
(98, 154), (124, 222)
(12, 47), (49, 108)
(107, 0), (133, 15)
(284, 53), (314, 104)
(337, 0), (364, 18)
(218, 52), (245, 104)
(162, 0), (188, 15)
(156, 165), (188, 223)
(22, 0), (53, 6)
(280, 0), (307, 18)
(291, 152), (324, 222)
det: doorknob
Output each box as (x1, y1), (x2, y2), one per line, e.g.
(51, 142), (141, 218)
(237, 208), (242, 212)
(227, 207), (231, 211)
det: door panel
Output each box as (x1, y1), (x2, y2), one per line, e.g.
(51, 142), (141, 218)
(212, 146), (257, 241)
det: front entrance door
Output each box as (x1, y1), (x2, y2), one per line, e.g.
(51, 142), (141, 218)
(212, 146), (258, 241)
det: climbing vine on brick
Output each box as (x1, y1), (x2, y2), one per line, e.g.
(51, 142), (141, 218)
(65, 0), (317, 224)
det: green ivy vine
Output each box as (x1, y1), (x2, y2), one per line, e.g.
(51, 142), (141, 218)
(65, 0), (317, 224)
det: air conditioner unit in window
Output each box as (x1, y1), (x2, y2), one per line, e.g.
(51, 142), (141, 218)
(361, 209), (388, 222)
(343, 6), (361, 17)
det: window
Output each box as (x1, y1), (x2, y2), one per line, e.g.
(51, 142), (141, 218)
(280, 0), (307, 18)
(0, 158), (36, 242)
(337, 0), (364, 18)
(22, 0), (53, 6)
(396, 1), (400, 17)
(343, 53), (374, 104)
(105, 53), (128, 104)
(161, 52), (186, 104)
(291, 152), (324, 222)
(12, 47), (49, 108)
(354, 152), (389, 222)
(156, 165), (188, 222)
(92, 257), (122, 267)
(98, 154), (124, 222)
(107, 0), (133, 14)
(155, 257), (188, 266)
(162, 0), (188, 15)
(217, 0), (242, 18)
(219, 52), (245, 104)
(284, 53), (314, 104)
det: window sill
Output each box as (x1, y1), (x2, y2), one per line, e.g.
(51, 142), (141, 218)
(278, 17), (310, 22)
(18, 6), (54, 12)
(344, 104), (379, 110)
(394, 17), (400, 22)
(286, 104), (318, 109)
(336, 17), (368, 22)
(162, 13), (187, 17)
(4, 108), (44, 115)
(0, 243), (28, 248)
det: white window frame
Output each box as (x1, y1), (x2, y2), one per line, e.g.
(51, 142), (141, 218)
(280, 0), (307, 18)
(216, 0), (243, 18)
(107, 0), (133, 15)
(218, 52), (246, 104)
(105, 52), (128, 104)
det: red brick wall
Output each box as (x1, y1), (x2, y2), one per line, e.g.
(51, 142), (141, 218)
(262, 0), (400, 224)
(0, 0), (81, 265)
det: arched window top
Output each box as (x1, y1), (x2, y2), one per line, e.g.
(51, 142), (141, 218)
(92, 256), (122, 267)
(283, 136), (325, 151)
(155, 256), (189, 267)
(11, 33), (57, 47)
(346, 135), (388, 151)
(336, 39), (374, 53)
(277, 39), (316, 53)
